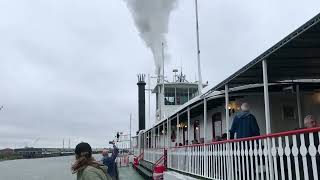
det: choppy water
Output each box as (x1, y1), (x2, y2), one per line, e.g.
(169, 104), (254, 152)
(0, 154), (143, 180)
(0, 155), (98, 180)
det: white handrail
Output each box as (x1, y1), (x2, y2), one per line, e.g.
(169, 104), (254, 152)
(167, 130), (320, 180)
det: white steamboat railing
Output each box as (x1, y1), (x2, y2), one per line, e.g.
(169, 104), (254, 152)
(144, 148), (164, 164)
(167, 127), (320, 180)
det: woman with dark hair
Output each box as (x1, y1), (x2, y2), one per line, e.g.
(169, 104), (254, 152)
(72, 142), (111, 180)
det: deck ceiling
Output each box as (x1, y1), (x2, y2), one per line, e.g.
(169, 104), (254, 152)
(209, 13), (320, 92)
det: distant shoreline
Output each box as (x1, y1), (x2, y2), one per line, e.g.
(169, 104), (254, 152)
(0, 152), (102, 162)
(0, 154), (73, 162)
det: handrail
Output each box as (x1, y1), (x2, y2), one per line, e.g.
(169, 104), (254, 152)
(153, 155), (165, 167)
(169, 127), (320, 149)
(136, 151), (144, 161)
(152, 154), (167, 174)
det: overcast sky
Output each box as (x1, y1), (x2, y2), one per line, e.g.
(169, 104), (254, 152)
(0, 0), (319, 149)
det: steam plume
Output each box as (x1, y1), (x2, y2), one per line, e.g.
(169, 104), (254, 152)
(124, 0), (177, 75)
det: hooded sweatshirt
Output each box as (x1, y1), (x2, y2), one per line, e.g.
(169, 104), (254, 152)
(77, 165), (111, 180)
(229, 111), (260, 139)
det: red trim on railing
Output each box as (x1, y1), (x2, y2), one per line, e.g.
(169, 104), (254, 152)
(169, 127), (320, 149)
(136, 151), (144, 161)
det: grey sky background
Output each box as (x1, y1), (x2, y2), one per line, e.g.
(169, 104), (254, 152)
(0, 0), (319, 148)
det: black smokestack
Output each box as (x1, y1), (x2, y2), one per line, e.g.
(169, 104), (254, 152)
(137, 74), (146, 131)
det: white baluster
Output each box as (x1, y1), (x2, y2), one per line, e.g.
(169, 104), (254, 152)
(209, 145), (212, 178)
(214, 144), (218, 179)
(218, 144), (221, 179)
(230, 142), (234, 180)
(264, 139), (270, 180)
(278, 137), (285, 180)
(241, 141), (245, 180)
(245, 141), (250, 180)
(308, 132), (318, 179)
(259, 139), (264, 180)
(254, 140), (260, 180)
(224, 143), (227, 179)
(249, 140), (255, 180)
(237, 142), (242, 180)
(292, 135), (300, 180)
(271, 137), (278, 180)
(300, 133), (309, 180)
(235, 142), (239, 180)
(285, 136), (292, 180)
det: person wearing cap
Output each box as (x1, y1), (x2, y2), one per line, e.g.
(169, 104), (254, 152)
(72, 142), (111, 180)
(101, 141), (119, 180)
(229, 102), (260, 139)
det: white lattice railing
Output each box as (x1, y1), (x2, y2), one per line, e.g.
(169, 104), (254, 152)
(144, 148), (165, 164)
(167, 127), (320, 180)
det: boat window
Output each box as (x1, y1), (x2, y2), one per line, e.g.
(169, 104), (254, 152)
(164, 87), (175, 105)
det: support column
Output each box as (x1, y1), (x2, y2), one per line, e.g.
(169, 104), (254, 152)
(177, 113), (180, 145)
(225, 84), (231, 179)
(203, 98), (208, 177)
(169, 118), (171, 148)
(187, 107), (191, 145)
(187, 107), (191, 173)
(296, 84), (303, 128)
(225, 84), (230, 139)
(143, 132), (146, 152)
(203, 98), (207, 142)
(166, 118), (170, 149)
(262, 59), (274, 180)
(149, 131), (151, 148)
(263, 59), (271, 134)
(153, 128), (156, 149)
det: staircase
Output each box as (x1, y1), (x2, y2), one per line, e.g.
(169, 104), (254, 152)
(135, 159), (154, 179)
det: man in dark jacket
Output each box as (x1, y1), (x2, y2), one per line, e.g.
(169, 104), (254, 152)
(101, 142), (119, 180)
(229, 102), (260, 139)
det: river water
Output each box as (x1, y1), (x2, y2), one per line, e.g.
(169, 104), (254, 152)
(0, 155), (78, 180)
(0, 154), (142, 180)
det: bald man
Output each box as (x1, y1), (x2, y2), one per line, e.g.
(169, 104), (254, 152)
(229, 102), (260, 139)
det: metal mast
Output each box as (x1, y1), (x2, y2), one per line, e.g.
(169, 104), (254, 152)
(129, 113), (132, 149)
(195, 0), (203, 94)
(161, 42), (165, 119)
(148, 74), (151, 127)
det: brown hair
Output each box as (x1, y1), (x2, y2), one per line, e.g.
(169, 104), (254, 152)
(71, 152), (103, 174)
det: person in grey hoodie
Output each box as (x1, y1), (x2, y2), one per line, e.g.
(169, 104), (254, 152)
(229, 102), (260, 139)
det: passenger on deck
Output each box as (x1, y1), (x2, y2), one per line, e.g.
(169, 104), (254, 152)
(191, 139), (199, 144)
(101, 141), (119, 180)
(72, 142), (111, 180)
(292, 115), (320, 180)
(229, 102), (260, 139)
(304, 114), (318, 128)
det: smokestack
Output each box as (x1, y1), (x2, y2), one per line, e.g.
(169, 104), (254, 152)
(137, 74), (146, 131)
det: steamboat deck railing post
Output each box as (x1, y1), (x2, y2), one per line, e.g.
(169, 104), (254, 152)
(187, 107), (191, 172)
(177, 113), (180, 145)
(157, 125), (160, 148)
(203, 98), (208, 177)
(225, 84), (232, 180)
(262, 59), (274, 180)
(176, 113), (180, 169)
(296, 84), (303, 128)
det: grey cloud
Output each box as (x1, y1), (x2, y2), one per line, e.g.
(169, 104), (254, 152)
(0, 0), (319, 148)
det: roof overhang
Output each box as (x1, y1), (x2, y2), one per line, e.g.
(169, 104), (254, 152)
(203, 12), (320, 95)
